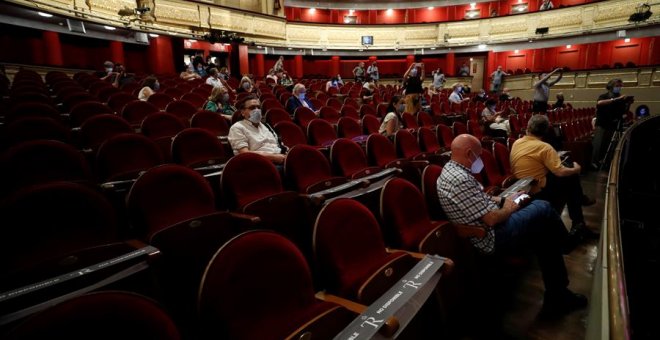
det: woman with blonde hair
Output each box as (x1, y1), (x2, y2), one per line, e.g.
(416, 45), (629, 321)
(237, 76), (254, 94)
(204, 86), (236, 121)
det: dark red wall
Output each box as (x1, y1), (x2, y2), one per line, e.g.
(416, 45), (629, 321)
(285, 0), (597, 24)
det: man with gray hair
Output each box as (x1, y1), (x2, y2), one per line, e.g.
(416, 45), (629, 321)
(286, 83), (317, 114)
(510, 114), (596, 239)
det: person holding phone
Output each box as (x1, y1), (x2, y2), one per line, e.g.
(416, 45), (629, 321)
(591, 78), (633, 169)
(510, 114), (597, 240)
(437, 134), (586, 315)
(402, 62), (424, 113)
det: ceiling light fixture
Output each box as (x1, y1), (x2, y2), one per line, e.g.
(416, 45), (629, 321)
(514, 49), (519, 53)
(309, 8), (316, 13)
(386, 9), (393, 15)
(428, 7), (434, 10)
(478, 44), (487, 49)
(624, 38), (631, 43)
(149, 33), (159, 37)
(430, 47), (436, 50)
(37, 12), (53, 18)
(104, 25), (116, 30)
(470, 3), (476, 9)
(566, 44), (572, 48)
(349, 9), (354, 15)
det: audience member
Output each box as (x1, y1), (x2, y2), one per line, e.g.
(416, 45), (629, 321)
(237, 76), (255, 94)
(437, 134), (587, 315)
(286, 83), (317, 114)
(540, 0), (554, 11)
(458, 62), (470, 76)
(379, 95), (404, 137)
(180, 66), (201, 81)
(326, 76), (340, 92)
(206, 68), (225, 89)
(361, 81), (377, 103)
(490, 8), (498, 17)
(533, 68), (563, 113)
(273, 56), (285, 73)
(474, 88), (488, 102)
(510, 114), (596, 238)
(490, 66), (510, 93)
(110, 64), (134, 88)
(481, 99), (510, 135)
(591, 78), (633, 169)
(403, 62), (424, 113)
(554, 93), (565, 110)
(266, 68), (278, 84)
(353, 62), (366, 82)
(279, 72), (293, 89)
(204, 86), (235, 121)
(448, 83), (470, 105)
(218, 67), (230, 80)
(432, 68), (446, 90)
(99, 60), (115, 81)
(499, 88), (513, 102)
(367, 62), (379, 83)
(227, 95), (286, 164)
(137, 76), (159, 101)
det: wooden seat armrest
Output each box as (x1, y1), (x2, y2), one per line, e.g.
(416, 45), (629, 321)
(315, 292), (400, 337)
(227, 212), (261, 224)
(385, 248), (455, 275)
(454, 224), (487, 239)
(315, 291), (367, 314)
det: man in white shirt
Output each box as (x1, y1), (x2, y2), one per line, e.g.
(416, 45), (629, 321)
(448, 83), (470, 104)
(227, 95), (286, 164)
(367, 62), (379, 83)
(205, 68), (225, 89)
(432, 69), (446, 89)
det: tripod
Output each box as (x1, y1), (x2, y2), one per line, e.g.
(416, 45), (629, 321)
(599, 118), (625, 171)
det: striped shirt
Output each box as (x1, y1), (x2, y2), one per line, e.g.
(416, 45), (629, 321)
(437, 160), (498, 253)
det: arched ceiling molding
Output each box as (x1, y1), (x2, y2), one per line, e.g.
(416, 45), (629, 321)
(5, 0), (658, 51)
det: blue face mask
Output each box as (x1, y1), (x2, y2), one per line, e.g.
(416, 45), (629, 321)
(410, 69), (418, 77)
(398, 104), (405, 113)
(153, 82), (160, 91)
(298, 92), (306, 100)
(248, 108), (262, 124)
(613, 87), (621, 94)
(470, 151), (484, 174)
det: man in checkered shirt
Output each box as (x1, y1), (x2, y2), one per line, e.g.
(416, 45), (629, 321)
(437, 134), (587, 315)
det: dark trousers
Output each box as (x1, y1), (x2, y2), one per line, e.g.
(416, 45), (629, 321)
(591, 126), (615, 164)
(495, 200), (569, 292)
(535, 172), (585, 224)
(532, 100), (548, 113)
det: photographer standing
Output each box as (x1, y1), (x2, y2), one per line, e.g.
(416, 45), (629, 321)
(591, 78), (632, 169)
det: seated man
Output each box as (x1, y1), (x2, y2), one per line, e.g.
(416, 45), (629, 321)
(437, 134), (587, 315)
(448, 83), (470, 105)
(227, 95), (286, 164)
(510, 115), (596, 238)
(286, 83), (317, 114)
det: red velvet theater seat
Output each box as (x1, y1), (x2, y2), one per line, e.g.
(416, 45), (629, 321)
(96, 133), (163, 181)
(329, 138), (381, 179)
(284, 144), (347, 194)
(190, 110), (230, 136)
(171, 128), (227, 168)
(79, 114), (133, 151)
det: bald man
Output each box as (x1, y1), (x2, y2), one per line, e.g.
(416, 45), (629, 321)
(437, 134), (586, 315)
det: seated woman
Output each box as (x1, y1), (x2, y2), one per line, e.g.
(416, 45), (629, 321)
(137, 76), (159, 101)
(379, 95), (405, 137)
(481, 99), (510, 137)
(204, 86), (236, 122)
(236, 76), (255, 94)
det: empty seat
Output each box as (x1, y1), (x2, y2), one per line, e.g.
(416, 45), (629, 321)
(190, 110), (230, 136)
(274, 121), (308, 148)
(79, 114), (133, 151)
(171, 128), (227, 167)
(313, 198), (417, 304)
(284, 144), (347, 194)
(421, 165), (449, 221)
(437, 124), (454, 147)
(395, 129), (428, 160)
(492, 142), (512, 178)
(121, 100), (160, 125)
(198, 231), (353, 340)
(294, 106), (316, 129)
(366, 133), (407, 168)
(330, 138), (381, 179)
(5, 291), (181, 340)
(307, 119), (338, 147)
(0, 182), (116, 281)
(337, 117), (364, 140)
(361, 114), (381, 135)
(180, 92), (206, 108)
(340, 105), (360, 120)
(4, 117), (70, 146)
(69, 101), (113, 127)
(418, 126), (443, 154)
(147, 93), (175, 110)
(5, 102), (60, 124)
(319, 106), (341, 124)
(0, 140), (92, 197)
(265, 108), (292, 126)
(141, 112), (187, 139)
(96, 133), (163, 181)
(107, 92), (136, 113)
(165, 100), (197, 122)
(418, 112), (435, 128)
(380, 178), (454, 256)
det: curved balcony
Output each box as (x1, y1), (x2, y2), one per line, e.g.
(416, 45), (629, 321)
(5, 0), (658, 51)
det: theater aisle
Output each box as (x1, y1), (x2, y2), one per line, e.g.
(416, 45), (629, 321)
(500, 169), (607, 340)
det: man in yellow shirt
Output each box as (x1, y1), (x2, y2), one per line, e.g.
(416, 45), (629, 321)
(510, 114), (596, 238)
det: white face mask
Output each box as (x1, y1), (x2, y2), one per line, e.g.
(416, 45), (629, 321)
(248, 108), (262, 123)
(410, 69), (418, 77)
(470, 151), (484, 174)
(613, 87), (621, 94)
(106, 68), (113, 73)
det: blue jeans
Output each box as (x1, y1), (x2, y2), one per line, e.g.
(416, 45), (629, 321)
(495, 200), (569, 292)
